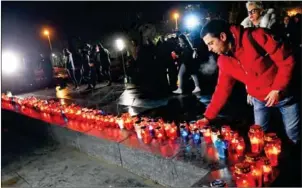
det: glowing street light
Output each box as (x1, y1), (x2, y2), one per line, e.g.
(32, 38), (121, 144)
(185, 15), (200, 29)
(173, 12), (179, 31)
(116, 39), (125, 51)
(43, 29), (53, 51)
(44, 30), (49, 36)
(115, 38), (127, 84)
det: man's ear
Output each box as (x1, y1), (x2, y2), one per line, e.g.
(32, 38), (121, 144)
(220, 32), (227, 42)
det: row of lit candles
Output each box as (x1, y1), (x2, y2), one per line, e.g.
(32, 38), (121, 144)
(2, 94), (282, 168)
(2, 94), (183, 143)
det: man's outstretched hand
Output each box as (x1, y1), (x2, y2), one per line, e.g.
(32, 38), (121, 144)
(198, 117), (210, 128)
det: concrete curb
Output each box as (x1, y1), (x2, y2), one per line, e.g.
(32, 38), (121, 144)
(3, 110), (211, 187)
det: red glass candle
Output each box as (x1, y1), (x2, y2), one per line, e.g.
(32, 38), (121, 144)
(235, 137), (246, 156)
(154, 126), (166, 141)
(124, 118), (134, 130)
(221, 125), (231, 141)
(189, 121), (198, 133)
(248, 125), (264, 154)
(230, 131), (239, 152)
(244, 153), (263, 187)
(164, 121), (171, 133)
(117, 117), (125, 129)
(261, 157), (273, 183)
(141, 126), (152, 144)
(201, 126), (212, 144)
(166, 122), (178, 140)
(109, 117), (116, 128)
(264, 140), (281, 167)
(234, 162), (256, 187)
(264, 133), (281, 145)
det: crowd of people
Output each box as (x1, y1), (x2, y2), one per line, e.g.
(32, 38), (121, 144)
(60, 42), (112, 91)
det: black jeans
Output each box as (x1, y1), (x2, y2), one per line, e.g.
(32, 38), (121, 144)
(89, 66), (97, 88)
(80, 64), (90, 84)
(101, 64), (112, 83)
(178, 63), (199, 89)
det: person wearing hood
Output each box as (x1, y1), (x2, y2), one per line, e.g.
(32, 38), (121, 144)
(199, 20), (300, 145)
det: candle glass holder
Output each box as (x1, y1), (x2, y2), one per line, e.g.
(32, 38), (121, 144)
(214, 135), (228, 159)
(230, 131), (239, 152)
(235, 137), (246, 156)
(261, 157), (273, 183)
(201, 126), (212, 144)
(154, 126), (166, 141)
(166, 123), (178, 140)
(189, 121), (198, 133)
(234, 162), (256, 187)
(221, 125), (231, 141)
(245, 153), (263, 187)
(248, 125), (264, 154)
(180, 124), (189, 141)
(141, 126), (152, 144)
(192, 128), (201, 144)
(264, 140), (281, 167)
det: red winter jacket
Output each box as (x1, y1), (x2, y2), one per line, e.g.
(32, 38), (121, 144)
(204, 25), (295, 120)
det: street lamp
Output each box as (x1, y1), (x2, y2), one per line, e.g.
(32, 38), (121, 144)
(173, 13), (179, 31)
(43, 29), (53, 51)
(115, 38), (127, 84)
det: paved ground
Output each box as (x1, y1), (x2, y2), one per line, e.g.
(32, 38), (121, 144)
(1, 137), (164, 188)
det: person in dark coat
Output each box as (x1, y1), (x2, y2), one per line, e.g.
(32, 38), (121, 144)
(98, 43), (112, 86)
(63, 48), (79, 90)
(80, 44), (91, 85)
(172, 34), (201, 94)
(90, 44), (102, 83)
(280, 15), (295, 45)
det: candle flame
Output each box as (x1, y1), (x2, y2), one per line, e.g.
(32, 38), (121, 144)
(251, 137), (260, 144)
(263, 165), (272, 173)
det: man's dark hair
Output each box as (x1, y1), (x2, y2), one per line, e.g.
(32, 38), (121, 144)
(200, 19), (232, 39)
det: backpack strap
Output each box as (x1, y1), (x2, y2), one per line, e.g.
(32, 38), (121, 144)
(247, 28), (268, 57)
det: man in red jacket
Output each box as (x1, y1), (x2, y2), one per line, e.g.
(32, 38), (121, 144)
(199, 19), (300, 144)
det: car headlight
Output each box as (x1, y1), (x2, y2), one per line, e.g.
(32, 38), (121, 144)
(2, 51), (19, 74)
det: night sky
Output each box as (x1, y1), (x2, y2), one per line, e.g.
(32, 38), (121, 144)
(2, 1), (231, 56)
